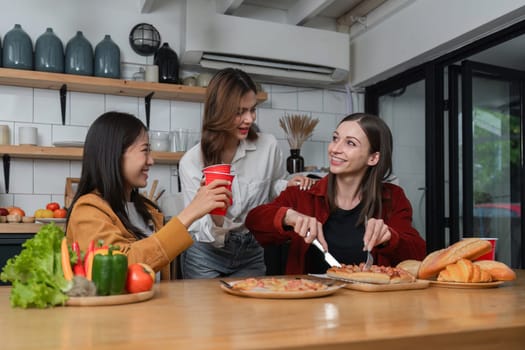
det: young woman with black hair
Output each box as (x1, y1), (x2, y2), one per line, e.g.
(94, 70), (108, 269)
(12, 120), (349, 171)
(66, 111), (231, 277)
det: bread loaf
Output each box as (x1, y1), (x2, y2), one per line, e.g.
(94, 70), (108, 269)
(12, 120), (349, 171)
(473, 260), (516, 281)
(437, 259), (492, 283)
(396, 260), (421, 278)
(418, 238), (492, 279)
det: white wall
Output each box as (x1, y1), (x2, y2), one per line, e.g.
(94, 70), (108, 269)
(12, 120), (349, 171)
(350, 0), (525, 86)
(0, 0), (347, 216)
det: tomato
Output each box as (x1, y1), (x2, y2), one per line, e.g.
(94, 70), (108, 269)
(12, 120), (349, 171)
(126, 263), (155, 293)
(8, 207), (25, 217)
(0, 207), (9, 216)
(46, 202), (60, 211)
(53, 208), (67, 218)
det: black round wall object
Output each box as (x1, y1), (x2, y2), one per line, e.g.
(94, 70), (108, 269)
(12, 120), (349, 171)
(129, 23), (161, 56)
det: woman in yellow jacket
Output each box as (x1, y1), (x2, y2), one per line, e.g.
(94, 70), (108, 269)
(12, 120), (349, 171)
(66, 111), (231, 277)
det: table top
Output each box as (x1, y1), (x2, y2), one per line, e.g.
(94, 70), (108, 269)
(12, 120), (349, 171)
(1, 271), (525, 350)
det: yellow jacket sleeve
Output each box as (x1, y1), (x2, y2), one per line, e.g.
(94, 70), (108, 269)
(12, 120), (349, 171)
(66, 193), (193, 272)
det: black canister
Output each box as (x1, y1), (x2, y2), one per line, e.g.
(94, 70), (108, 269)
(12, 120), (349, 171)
(153, 43), (179, 84)
(35, 28), (64, 73)
(94, 35), (120, 79)
(65, 31), (94, 76)
(3, 24), (33, 70)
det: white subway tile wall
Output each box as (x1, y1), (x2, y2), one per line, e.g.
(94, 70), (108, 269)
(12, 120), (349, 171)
(0, 83), (348, 216)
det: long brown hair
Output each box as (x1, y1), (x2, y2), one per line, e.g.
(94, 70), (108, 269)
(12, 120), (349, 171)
(327, 113), (393, 224)
(201, 68), (258, 166)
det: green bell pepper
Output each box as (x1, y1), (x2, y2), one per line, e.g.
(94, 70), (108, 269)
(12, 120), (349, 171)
(91, 246), (128, 296)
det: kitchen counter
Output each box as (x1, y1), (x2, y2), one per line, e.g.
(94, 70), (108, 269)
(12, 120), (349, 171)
(0, 271), (524, 349)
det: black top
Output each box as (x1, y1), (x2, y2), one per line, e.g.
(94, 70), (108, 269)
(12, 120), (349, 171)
(305, 204), (367, 274)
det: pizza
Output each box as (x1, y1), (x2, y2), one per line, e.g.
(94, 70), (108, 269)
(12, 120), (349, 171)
(327, 263), (416, 284)
(231, 278), (329, 292)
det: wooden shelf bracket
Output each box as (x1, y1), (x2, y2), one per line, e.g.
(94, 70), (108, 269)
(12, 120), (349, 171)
(3, 155), (10, 193)
(145, 92), (154, 128)
(60, 84), (67, 125)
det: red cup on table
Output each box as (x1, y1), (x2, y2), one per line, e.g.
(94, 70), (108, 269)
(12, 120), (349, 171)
(203, 170), (234, 216)
(474, 237), (498, 261)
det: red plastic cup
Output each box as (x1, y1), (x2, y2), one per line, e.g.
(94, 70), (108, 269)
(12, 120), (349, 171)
(204, 171), (235, 216)
(203, 163), (231, 174)
(475, 238), (498, 261)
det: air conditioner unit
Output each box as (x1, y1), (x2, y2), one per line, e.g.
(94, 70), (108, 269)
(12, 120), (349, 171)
(181, 0), (350, 86)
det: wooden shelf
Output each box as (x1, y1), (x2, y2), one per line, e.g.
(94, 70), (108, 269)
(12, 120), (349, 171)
(0, 223), (64, 234)
(0, 145), (183, 164)
(0, 67), (268, 103)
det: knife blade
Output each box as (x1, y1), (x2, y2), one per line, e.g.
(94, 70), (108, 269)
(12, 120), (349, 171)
(312, 239), (342, 268)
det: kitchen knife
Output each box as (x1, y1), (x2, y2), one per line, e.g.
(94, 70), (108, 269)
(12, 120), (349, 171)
(312, 239), (342, 268)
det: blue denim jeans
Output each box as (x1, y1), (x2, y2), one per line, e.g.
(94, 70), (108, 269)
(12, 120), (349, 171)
(181, 232), (266, 279)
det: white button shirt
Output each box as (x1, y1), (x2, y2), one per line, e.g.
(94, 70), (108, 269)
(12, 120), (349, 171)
(179, 133), (288, 247)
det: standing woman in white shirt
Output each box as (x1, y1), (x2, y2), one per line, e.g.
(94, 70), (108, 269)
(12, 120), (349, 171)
(179, 68), (313, 278)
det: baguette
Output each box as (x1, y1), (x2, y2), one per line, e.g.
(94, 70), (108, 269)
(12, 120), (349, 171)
(418, 238), (492, 279)
(473, 260), (516, 281)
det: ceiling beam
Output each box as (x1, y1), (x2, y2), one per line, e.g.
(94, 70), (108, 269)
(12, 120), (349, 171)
(287, 0), (335, 26)
(139, 0), (155, 13)
(216, 0), (245, 14)
(336, 0), (388, 27)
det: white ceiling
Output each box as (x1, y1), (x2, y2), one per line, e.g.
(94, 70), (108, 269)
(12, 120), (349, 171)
(140, 0), (387, 28)
(220, 0), (387, 27)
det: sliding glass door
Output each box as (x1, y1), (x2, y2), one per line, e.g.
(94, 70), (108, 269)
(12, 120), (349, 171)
(455, 61), (523, 267)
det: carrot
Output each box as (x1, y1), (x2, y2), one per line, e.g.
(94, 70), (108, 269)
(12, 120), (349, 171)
(61, 238), (73, 281)
(85, 250), (94, 280)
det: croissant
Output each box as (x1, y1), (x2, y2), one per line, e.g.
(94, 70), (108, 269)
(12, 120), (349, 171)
(437, 258), (492, 283)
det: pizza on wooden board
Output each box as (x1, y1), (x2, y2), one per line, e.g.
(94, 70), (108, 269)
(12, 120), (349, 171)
(327, 263), (416, 284)
(231, 278), (329, 292)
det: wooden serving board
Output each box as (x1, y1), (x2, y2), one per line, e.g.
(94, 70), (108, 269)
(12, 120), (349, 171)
(66, 289), (154, 306)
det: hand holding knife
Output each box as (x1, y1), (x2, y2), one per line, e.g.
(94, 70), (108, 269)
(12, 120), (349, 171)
(307, 230), (342, 268)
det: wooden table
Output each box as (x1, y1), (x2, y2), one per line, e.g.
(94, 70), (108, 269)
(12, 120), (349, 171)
(1, 272), (524, 350)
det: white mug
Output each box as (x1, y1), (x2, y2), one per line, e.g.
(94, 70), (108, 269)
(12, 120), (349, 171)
(19, 127), (38, 145)
(145, 65), (159, 82)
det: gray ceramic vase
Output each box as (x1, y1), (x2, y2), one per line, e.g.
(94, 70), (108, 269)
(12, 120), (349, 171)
(3, 24), (33, 70)
(35, 28), (64, 73)
(65, 31), (93, 76)
(94, 35), (120, 79)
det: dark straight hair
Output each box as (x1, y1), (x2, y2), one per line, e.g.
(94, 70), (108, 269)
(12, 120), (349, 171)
(66, 111), (157, 239)
(327, 113), (393, 225)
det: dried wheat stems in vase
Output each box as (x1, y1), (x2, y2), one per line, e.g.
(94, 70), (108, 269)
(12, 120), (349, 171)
(279, 114), (319, 149)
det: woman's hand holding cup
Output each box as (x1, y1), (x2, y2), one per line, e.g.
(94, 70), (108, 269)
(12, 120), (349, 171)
(178, 179), (232, 227)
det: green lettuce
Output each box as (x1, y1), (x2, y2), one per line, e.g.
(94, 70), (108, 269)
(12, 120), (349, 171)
(0, 223), (70, 308)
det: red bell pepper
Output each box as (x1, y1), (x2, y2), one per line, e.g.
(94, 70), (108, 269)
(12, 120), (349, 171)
(72, 241), (86, 277)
